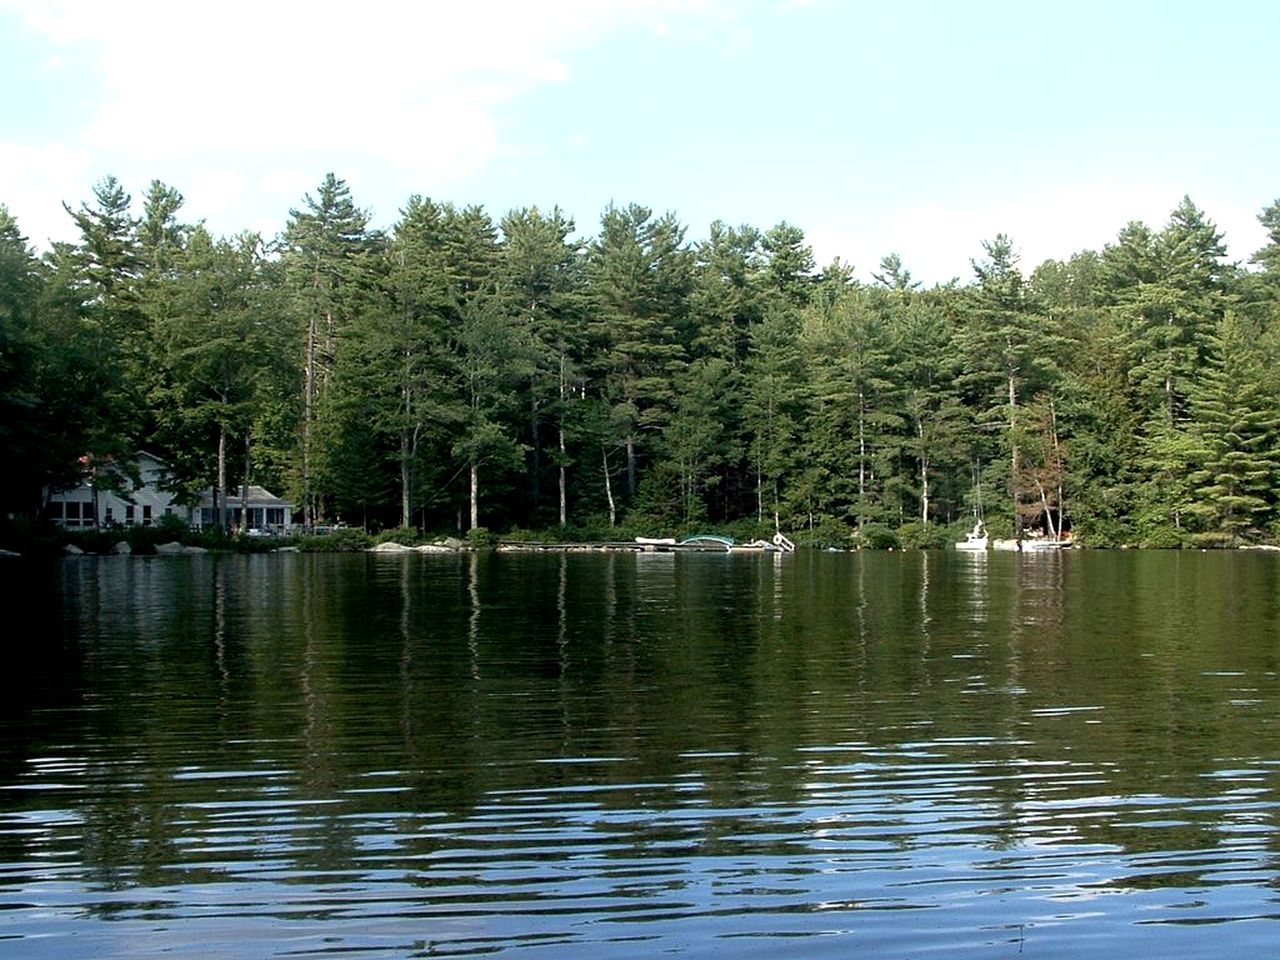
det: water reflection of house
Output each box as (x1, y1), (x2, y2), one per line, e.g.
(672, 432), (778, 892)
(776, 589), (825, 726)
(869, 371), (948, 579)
(45, 451), (294, 534)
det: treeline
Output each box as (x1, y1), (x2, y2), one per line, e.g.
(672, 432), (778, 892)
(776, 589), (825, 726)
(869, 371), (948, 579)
(3, 173), (1279, 547)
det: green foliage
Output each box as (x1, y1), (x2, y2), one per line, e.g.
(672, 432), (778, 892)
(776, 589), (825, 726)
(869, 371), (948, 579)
(897, 521), (952, 550)
(372, 526), (428, 546)
(1135, 519), (1190, 550)
(793, 516), (855, 550)
(714, 517), (781, 545)
(299, 528), (371, 552)
(498, 527), (544, 543)
(282, 173), (380, 528)
(801, 283), (901, 528)
(1069, 516), (1132, 549)
(4, 181), (1278, 551)
(586, 203), (692, 503)
(1189, 531), (1237, 550)
(466, 526), (498, 548)
(555, 515), (640, 543)
(0, 517), (64, 558)
(854, 523), (900, 551)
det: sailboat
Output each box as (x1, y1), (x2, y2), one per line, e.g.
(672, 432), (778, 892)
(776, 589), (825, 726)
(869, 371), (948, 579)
(956, 519), (989, 551)
(956, 462), (989, 551)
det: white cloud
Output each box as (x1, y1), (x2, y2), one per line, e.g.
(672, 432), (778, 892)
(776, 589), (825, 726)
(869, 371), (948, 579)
(808, 180), (1271, 288)
(0, 141), (93, 246)
(1, 0), (719, 241)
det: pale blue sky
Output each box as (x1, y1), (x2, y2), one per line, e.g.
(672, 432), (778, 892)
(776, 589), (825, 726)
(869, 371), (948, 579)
(2, 0), (1276, 284)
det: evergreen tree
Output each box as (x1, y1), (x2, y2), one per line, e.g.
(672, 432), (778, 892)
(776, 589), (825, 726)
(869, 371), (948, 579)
(1035, 251), (1139, 544)
(366, 195), (457, 529)
(1099, 200), (1229, 539)
(872, 253), (920, 295)
(801, 284), (900, 532)
(688, 220), (766, 363)
(761, 221), (815, 307)
(0, 207), (49, 514)
(656, 356), (736, 524)
(440, 205), (527, 531)
(498, 206), (584, 526)
(64, 176), (142, 305)
(957, 235), (1060, 536)
(282, 173), (377, 528)
(62, 176), (148, 458)
(1105, 199), (1227, 427)
(151, 228), (289, 527)
(1252, 199), (1280, 290)
(888, 292), (967, 526)
(6, 178), (1280, 547)
(585, 204), (692, 510)
(1183, 312), (1279, 541)
(137, 180), (187, 279)
(741, 302), (805, 526)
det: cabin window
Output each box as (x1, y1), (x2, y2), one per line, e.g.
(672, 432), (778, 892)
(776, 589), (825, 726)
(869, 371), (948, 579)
(143, 505), (153, 526)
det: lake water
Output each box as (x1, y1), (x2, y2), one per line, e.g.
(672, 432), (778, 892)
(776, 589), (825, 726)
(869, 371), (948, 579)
(2, 549), (1279, 958)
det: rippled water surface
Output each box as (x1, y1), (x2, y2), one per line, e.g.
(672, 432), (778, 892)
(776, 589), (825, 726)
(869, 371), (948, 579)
(2, 550), (1279, 957)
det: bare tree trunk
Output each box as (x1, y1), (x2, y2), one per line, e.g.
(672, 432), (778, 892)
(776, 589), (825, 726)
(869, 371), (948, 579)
(401, 430), (411, 530)
(400, 356), (412, 530)
(1049, 397), (1064, 535)
(921, 465), (930, 526)
(625, 436), (636, 498)
(530, 395), (541, 507)
(399, 269), (416, 531)
(469, 459), (479, 531)
(303, 311), (317, 530)
(555, 432), (565, 527)
(1038, 481), (1058, 539)
(216, 421), (227, 530)
(603, 445), (616, 527)
(921, 459), (930, 525)
(1007, 366), (1020, 537)
(857, 390), (866, 529)
(558, 353), (567, 527)
(240, 430), (252, 532)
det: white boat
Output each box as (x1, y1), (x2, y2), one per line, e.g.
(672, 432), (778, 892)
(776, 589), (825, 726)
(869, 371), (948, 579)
(1020, 537), (1068, 552)
(956, 521), (988, 551)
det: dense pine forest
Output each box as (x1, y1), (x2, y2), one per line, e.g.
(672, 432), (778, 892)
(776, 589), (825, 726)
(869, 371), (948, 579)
(3, 174), (1279, 548)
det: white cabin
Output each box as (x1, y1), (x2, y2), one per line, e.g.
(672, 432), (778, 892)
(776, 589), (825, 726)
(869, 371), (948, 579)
(44, 451), (183, 529)
(45, 452), (295, 534)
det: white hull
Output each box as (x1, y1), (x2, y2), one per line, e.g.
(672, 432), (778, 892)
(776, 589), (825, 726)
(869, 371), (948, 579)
(1021, 539), (1068, 552)
(956, 520), (989, 551)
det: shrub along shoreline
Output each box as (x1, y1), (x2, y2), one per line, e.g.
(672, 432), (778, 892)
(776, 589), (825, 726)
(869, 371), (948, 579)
(4, 515), (1276, 559)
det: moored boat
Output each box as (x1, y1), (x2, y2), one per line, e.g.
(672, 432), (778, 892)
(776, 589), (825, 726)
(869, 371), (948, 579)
(1020, 537), (1068, 551)
(955, 520), (988, 551)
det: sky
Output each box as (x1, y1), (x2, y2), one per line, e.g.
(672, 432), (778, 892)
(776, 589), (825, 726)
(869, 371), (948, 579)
(2, 0), (1277, 285)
